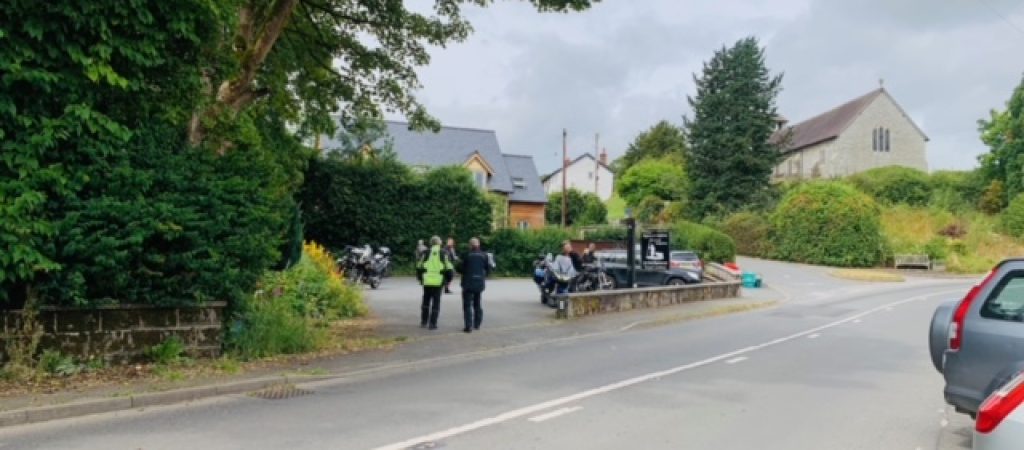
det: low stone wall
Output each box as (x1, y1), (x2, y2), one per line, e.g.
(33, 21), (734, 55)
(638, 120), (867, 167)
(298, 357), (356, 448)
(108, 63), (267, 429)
(556, 281), (742, 319)
(0, 303), (226, 364)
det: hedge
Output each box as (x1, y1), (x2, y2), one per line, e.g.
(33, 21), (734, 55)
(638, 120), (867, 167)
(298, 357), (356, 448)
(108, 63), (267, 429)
(483, 228), (573, 277)
(847, 166), (931, 206)
(1001, 193), (1024, 238)
(770, 182), (885, 267)
(720, 212), (772, 257)
(670, 221), (736, 263)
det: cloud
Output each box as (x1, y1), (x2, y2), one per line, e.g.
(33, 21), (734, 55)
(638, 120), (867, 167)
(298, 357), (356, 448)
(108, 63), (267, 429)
(401, 0), (1024, 173)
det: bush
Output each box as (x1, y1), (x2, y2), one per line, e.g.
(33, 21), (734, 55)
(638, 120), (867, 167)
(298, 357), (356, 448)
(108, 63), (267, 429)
(300, 156), (492, 269)
(616, 157), (687, 206)
(721, 212), (772, 257)
(979, 180), (1007, 214)
(670, 221), (736, 263)
(483, 228), (573, 276)
(770, 182), (885, 267)
(146, 336), (187, 366)
(546, 189), (607, 226)
(930, 170), (983, 213)
(229, 294), (327, 360)
(581, 226), (628, 242)
(847, 166), (931, 206)
(1001, 193), (1024, 238)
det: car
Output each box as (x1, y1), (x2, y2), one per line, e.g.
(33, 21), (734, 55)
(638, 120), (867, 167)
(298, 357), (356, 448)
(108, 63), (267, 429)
(929, 258), (1024, 417)
(594, 250), (702, 288)
(670, 250), (703, 278)
(975, 371), (1024, 449)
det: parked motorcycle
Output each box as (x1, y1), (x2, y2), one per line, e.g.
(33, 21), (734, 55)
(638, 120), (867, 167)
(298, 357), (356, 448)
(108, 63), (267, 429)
(572, 263), (616, 292)
(337, 244), (382, 289)
(373, 246), (392, 278)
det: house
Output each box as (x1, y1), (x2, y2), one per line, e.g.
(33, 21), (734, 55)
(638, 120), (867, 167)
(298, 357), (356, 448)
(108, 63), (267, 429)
(542, 151), (615, 201)
(323, 121), (547, 230)
(771, 87), (929, 180)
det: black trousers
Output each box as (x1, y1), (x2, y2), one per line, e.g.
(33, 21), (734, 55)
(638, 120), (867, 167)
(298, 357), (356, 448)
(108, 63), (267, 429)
(421, 286), (442, 326)
(462, 290), (483, 330)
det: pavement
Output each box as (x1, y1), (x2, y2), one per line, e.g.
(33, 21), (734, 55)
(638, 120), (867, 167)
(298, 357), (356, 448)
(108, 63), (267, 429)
(0, 258), (984, 449)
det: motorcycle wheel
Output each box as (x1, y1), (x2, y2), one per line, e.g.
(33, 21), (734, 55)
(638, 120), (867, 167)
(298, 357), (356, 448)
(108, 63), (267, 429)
(369, 276), (381, 289)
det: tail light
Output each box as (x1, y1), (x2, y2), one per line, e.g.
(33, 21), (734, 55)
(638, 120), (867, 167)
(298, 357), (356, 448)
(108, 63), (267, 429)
(977, 372), (1024, 434)
(949, 269), (997, 351)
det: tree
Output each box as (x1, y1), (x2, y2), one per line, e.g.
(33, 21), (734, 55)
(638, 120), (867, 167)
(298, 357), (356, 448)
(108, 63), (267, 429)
(612, 121), (687, 174)
(685, 37), (784, 219)
(979, 75), (1024, 202)
(185, 0), (598, 148)
(616, 157), (687, 206)
(545, 189), (606, 226)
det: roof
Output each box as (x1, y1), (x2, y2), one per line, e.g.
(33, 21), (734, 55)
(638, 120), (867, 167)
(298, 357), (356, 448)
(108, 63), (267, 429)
(772, 88), (929, 154)
(322, 120), (514, 193)
(544, 153), (612, 180)
(502, 154), (548, 204)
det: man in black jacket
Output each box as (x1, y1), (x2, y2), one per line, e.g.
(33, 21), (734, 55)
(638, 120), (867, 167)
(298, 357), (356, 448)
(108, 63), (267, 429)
(457, 237), (491, 333)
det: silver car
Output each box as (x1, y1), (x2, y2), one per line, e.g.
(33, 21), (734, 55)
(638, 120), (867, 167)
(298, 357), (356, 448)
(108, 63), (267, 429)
(929, 259), (1024, 417)
(975, 372), (1024, 449)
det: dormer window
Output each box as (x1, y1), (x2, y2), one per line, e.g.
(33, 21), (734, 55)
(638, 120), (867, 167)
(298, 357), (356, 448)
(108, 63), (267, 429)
(474, 171), (487, 188)
(512, 177), (526, 189)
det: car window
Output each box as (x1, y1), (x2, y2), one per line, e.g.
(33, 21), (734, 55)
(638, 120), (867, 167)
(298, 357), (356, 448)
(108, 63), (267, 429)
(982, 272), (1024, 322)
(672, 252), (698, 261)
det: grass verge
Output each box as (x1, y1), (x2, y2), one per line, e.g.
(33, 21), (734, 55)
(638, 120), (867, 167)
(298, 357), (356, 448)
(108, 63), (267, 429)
(829, 269), (905, 282)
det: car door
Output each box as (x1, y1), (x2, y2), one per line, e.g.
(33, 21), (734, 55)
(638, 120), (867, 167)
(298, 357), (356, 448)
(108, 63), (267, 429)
(959, 267), (1024, 403)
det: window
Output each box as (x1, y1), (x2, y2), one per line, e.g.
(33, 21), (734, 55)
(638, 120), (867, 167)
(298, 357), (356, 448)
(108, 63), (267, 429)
(884, 129), (891, 152)
(512, 177), (526, 189)
(982, 272), (1024, 322)
(474, 171), (486, 188)
(517, 220), (530, 230)
(872, 128), (878, 151)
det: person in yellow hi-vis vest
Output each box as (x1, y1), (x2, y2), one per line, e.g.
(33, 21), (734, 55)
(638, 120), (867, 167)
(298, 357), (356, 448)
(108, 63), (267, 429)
(417, 236), (454, 330)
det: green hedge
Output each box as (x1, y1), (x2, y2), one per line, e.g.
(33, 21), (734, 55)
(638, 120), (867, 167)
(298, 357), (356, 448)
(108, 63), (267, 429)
(770, 182), (885, 267)
(847, 166), (931, 206)
(720, 212), (772, 257)
(1001, 193), (1024, 237)
(483, 228), (573, 277)
(299, 156), (492, 268)
(670, 221), (736, 263)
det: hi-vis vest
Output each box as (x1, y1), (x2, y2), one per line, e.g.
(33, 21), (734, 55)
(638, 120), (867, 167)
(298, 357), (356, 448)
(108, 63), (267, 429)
(420, 245), (451, 287)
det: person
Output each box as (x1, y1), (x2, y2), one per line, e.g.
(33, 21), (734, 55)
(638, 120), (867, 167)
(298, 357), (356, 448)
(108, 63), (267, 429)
(546, 242), (578, 294)
(415, 239), (428, 263)
(564, 240), (583, 272)
(581, 242), (597, 265)
(443, 237), (459, 294)
(417, 236), (453, 330)
(457, 237), (491, 333)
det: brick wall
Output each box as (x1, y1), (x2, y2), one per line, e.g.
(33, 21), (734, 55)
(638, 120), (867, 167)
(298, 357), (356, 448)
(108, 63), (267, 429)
(0, 303), (226, 364)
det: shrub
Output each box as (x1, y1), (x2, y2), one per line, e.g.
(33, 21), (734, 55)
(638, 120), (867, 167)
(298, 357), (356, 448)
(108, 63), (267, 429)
(581, 226), (628, 242)
(979, 180), (1007, 214)
(1001, 193), (1024, 238)
(483, 228), (573, 276)
(721, 212), (772, 257)
(771, 182), (885, 267)
(229, 293), (327, 360)
(670, 221), (736, 263)
(930, 170), (983, 213)
(146, 336), (187, 366)
(616, 157), (687, 206)
(546, 189), (607, 226)
(847, 166), (931, 206)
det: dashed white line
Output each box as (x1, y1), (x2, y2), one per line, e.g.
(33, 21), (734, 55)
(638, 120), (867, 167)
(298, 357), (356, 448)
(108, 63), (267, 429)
(371, 289), (965, 450)
(808, 333), (821, 339)
(853, 319), (863, 324)
(528, 406), (583, 423)
(725, 356), (748, 365)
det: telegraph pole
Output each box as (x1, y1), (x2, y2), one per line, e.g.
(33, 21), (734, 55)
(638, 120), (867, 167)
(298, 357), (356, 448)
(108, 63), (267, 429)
(594, 133), (600, 196)
(561, 128), (568, 228)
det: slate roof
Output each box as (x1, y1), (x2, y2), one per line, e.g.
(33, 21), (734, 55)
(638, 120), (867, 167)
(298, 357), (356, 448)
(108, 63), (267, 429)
(503, 154), (548, 204)
(543, 153), (612, 181)
(771, 88), (929, 154)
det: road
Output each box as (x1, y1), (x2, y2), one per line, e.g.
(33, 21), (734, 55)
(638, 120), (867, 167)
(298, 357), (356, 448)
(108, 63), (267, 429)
(0, 260), (980, 449)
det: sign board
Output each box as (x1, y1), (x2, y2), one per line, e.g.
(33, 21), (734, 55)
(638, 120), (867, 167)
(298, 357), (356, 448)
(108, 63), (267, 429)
(641, 230), (670, 270)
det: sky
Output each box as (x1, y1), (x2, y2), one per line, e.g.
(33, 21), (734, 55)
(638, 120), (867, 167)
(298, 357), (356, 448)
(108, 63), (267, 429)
(394, 0), (1024, 175)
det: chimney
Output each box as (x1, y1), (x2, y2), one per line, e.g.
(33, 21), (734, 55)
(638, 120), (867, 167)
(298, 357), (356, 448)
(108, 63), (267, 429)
(773, 115), (789, 132)
(599, 148), (608, 166)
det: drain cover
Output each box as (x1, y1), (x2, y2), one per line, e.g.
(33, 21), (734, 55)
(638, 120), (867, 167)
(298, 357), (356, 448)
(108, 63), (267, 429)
(249, 384), (314, 400)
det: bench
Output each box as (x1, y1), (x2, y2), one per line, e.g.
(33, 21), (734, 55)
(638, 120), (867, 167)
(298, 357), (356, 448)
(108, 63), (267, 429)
(894, 254), (932, 270)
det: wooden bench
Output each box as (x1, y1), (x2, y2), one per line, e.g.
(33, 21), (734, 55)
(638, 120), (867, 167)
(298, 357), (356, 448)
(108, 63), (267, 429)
(894, 254), (932, 270)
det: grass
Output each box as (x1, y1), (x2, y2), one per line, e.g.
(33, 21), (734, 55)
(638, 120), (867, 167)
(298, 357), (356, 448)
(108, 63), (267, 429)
(606, 193), (627, 222)
(829, 269), (905, 282)
(880, 205), (1024, 274)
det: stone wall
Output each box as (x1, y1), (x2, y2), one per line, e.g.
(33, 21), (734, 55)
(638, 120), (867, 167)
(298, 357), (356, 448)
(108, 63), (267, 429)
(0, 303), (226, 364)
(556, 281), (742, 319)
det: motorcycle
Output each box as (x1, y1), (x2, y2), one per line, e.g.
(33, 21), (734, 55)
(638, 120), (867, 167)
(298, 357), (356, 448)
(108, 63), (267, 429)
(373, 246), (392, 278)
(533, 253), (574, 308)
(572, 262), (616, 292)
(337, 244), (382, 289)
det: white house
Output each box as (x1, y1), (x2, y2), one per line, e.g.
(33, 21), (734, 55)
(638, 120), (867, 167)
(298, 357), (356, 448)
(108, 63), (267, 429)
(543, 151), (615, 201)
(771, 87), (929, 180)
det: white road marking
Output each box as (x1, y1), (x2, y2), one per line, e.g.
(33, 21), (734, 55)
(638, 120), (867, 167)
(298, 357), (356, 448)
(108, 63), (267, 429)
(885, 307), (894, 312)
(371, 289), (965, 450)
(528, 406), (583, 423)
(725, 357), (748, 365)
(853, 319), (862, 324)
(620, 322), (642, 332)
(940, 418), (949, 428)
(808, 333), (821, 339)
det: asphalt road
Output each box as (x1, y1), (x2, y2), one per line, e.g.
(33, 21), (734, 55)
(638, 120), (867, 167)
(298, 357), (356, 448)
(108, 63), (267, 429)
(0, 259), (981, 449)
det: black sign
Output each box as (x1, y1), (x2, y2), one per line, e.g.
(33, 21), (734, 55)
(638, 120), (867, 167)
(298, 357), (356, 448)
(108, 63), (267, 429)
(641, 230), (670, 269)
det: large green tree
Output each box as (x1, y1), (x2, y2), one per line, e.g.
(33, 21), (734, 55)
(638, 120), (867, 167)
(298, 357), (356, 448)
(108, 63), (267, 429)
(546, 189), (607, 226)
(978, 75), (1024, 205)
(612, 121), (687, 174)
(616, 157), (687, 206)
(684, 37), (783, 219)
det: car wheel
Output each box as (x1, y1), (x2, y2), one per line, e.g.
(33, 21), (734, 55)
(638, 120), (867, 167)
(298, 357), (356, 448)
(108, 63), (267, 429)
(668, 278), (687, 286)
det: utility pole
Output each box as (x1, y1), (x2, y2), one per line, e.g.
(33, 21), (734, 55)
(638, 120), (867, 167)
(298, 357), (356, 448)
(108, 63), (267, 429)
(562, 128), (568, 228)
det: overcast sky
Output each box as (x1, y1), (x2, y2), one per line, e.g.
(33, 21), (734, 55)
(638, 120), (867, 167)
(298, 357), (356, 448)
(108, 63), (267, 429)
(395, 0), (1024, 175)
